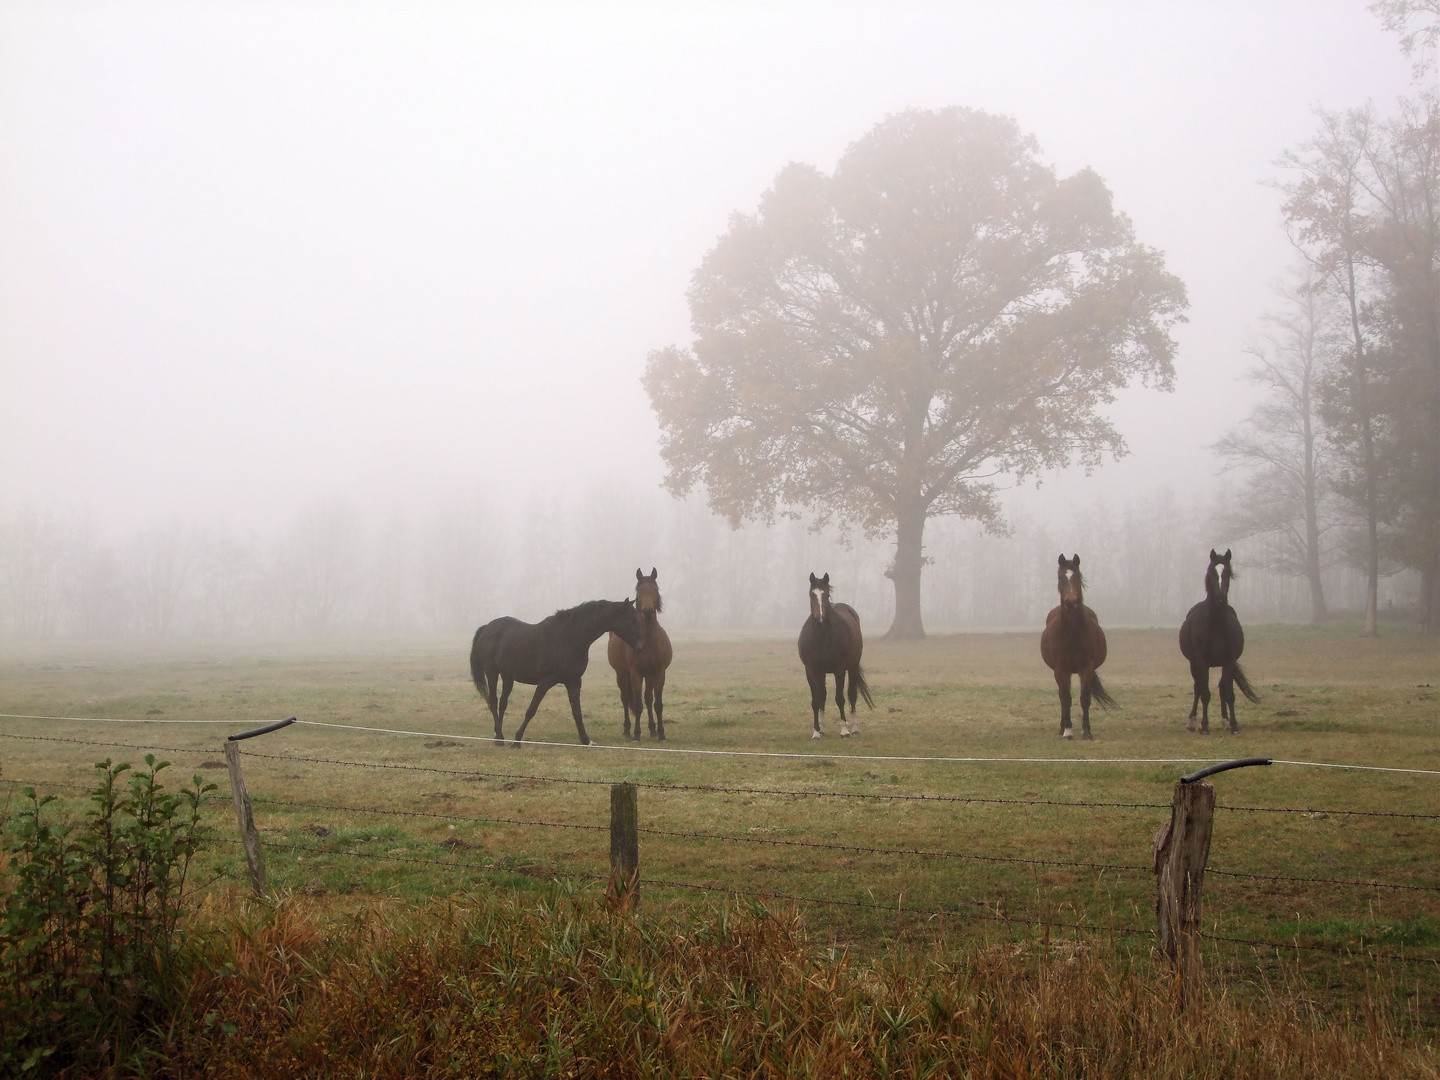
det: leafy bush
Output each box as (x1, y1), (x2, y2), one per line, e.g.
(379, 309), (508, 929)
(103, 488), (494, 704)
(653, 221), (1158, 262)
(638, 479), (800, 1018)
(0, 757), (214, 1077)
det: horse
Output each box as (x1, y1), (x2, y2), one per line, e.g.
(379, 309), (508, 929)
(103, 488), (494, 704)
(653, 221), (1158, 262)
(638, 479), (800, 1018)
(607, 568), (674, 741)
(1178, 548), (1259, 734)
(470, 598), (643, 746)
(797, 572), (873, 739)
(1040, 554), (1115, 740)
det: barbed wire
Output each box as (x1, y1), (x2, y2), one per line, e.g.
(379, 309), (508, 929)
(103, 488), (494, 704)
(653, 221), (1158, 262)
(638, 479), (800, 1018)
(0, 732), (215, 755)
(238, 838), (1435, 964)
(233, 790), (1440, 894)
(1206, 868), (1440, 893)
(250, 795), (607, 834)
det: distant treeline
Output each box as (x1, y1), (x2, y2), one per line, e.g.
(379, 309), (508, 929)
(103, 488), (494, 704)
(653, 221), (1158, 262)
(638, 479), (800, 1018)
(0, 486), (1414, 640)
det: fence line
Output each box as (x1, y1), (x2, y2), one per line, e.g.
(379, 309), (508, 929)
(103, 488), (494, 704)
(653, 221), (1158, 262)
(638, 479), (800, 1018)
(251, 795), (607, 835)
(239, 788), (1438, 894)
(9, 712), (1437, 775)
(4, 732), (1437, 820)
(246, 838), (1432, 964)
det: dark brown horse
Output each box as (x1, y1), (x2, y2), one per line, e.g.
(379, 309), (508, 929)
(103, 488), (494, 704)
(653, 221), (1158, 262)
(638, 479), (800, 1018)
(1040, 554), (1115, 740)
(607, 568), (674, 741)
(797, 572), (872, 738)
(470, 599), (643, 746)
(1179, 548), (1259, 734)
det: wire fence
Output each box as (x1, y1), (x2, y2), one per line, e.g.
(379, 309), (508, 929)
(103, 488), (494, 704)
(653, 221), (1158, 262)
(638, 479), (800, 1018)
(4, 729), (1435, 819)
(3, 720), (1437, 972)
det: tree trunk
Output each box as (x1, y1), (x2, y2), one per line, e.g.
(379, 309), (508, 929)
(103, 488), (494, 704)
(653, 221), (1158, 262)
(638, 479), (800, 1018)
(1341, 247), (1380, 637)
(1301, 369), (1327, 622)
(885, 504), (927, 639)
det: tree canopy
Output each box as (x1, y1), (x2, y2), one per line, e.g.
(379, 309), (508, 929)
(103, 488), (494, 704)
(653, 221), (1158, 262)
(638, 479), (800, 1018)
(644, 108), (1188, 636)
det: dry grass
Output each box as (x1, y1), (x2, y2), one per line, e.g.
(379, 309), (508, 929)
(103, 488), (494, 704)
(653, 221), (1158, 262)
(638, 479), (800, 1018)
(1, 617), (1436, 1058)
(164, 886), (1437, 1079)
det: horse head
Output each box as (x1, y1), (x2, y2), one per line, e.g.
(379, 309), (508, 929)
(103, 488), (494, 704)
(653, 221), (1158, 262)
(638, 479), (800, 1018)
(613, 597), (646, 653)
(1205, 549), (1234, 606)
(635, 567), (662, 619)
(1056, 554), (1084, 611)
(808, 572), (831, 622)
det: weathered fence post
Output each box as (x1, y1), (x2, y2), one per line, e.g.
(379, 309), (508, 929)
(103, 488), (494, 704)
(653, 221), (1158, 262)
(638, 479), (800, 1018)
(224, 717), (297, 898)
(1153, 757), (1271, 1011)
(609, 781), (639, 911)
(225, 740), (267, 897)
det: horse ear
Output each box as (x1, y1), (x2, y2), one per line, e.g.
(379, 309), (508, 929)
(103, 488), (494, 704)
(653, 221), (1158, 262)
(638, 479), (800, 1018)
(809, 572), (819, 587)
(1057, 554), (1066, 567)
(1072, 554), (1080, 567)
(822, 573), (830, 586)
(1222, 549), (1232, 562)
(636, 568), (644, 582)
(1210, 549), (1219, 561)
(650, 567), (657, 580)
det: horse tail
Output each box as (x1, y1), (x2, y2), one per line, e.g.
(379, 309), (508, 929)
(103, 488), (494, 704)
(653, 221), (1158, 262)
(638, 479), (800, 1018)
(1232, 663), (1261, 703)
(853, 665), (874, 709)
(1088, 673), (1118, 711)
(469, 627), (490, 699)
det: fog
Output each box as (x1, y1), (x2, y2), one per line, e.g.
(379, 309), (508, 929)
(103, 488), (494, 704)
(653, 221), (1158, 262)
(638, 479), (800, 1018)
(0, 2), (1421, 636)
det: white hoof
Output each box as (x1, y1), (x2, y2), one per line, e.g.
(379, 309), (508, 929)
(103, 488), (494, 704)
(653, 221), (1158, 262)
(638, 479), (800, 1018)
(1062, 729), (1073, 740)
(840, 728), (850, 738)
(811, 730), (822, 739)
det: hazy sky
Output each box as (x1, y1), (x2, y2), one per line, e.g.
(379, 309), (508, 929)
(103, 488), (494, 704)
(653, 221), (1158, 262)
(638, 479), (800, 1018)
(0, 1), (1416, 535)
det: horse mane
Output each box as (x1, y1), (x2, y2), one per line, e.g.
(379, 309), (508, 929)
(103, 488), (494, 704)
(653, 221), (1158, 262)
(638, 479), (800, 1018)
(550, 598), (618, 620)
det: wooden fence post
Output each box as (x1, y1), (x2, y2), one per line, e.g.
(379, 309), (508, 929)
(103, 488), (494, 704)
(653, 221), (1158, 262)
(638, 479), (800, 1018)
(225, 740), (267, 897)
(1153, 778), (1215, 1010)
(609, 781), (639, 910)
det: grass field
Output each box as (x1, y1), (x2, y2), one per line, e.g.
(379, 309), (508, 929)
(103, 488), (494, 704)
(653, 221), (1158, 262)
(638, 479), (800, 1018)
(1, 617), (1436, 1031)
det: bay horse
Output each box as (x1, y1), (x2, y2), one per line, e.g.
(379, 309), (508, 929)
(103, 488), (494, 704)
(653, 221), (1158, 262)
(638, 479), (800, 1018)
(470, 598), (643, 746)
(1179, 548), (1259, 734)
(1040, 554), (1115, 739)
(607, 568), (674, 741)
(797, 572), (872, 738)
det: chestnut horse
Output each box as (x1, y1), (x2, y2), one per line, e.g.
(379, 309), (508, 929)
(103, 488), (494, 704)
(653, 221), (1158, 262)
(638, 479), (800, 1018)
(607, 568), (674, 741)
(470, 598), (643, 746)
(1179, 548), (1259, 733)
(1040, 554), (1115, 740)
(797, 572), (872, 738)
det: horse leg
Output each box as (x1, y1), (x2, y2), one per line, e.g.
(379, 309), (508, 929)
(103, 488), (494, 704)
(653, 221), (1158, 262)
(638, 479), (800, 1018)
(652, 669), (667, 742)
(643, 679), (657, 738)
(806, 667), (826, 738)
(1055, 669), (1072, 738)
(1078, 669), (1094, 740)
(494, 675), (516, 744)
(1197, 668), (1212, 734)
(564, 681), (592, 746)
(1186, 666), (1202, 732)
(1220, 667), (1239, 734)
(627, 672), (644, 741)
(615, 669), (633, 740)
(511, 681), (555, 746)
(835, 669), (850, 737)
(847, 666), (861, 735)
(485, 667), (504, 743)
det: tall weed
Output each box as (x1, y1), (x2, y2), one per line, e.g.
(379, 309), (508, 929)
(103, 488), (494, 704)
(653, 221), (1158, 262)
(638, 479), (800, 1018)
(0, 757), (214, 1076)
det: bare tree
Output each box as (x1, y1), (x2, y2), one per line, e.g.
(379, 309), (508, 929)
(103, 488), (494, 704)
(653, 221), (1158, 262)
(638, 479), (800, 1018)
(129, 519), (193, 637)
(1214, 272), (1334, 621)
(275, 502), (361, 634)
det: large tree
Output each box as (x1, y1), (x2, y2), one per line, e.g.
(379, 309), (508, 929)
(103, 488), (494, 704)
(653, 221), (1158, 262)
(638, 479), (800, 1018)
(643, 108), (1187, 637)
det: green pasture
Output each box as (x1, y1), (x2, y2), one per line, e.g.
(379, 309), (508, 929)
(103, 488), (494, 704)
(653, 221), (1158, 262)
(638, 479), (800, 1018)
(1, 619), (1436, 1019)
